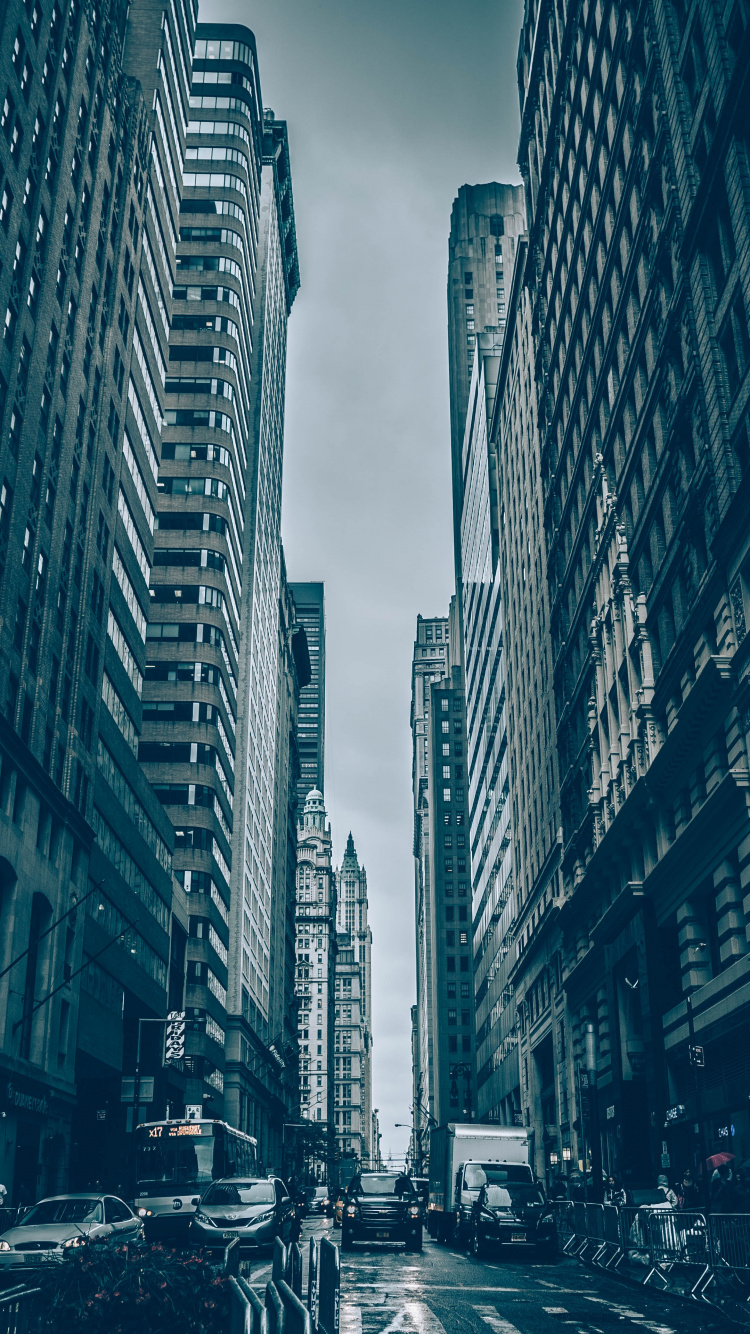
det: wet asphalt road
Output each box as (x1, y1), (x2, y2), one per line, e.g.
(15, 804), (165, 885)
(240, 1218), (729, 1334)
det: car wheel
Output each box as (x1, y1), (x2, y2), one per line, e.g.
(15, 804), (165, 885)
(471, 1224), (486, 1259)
(535, 1240), (557, 1263)
(341, 1228), (354, 1252)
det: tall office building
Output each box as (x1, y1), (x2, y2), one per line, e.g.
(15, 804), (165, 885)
(139, 27), (300, 1168)
(334, 832), (373, 1164)
(449, 184), (526, 1130)
(295, 788), (336, 1178)
(447, 185), (525, 592)
(0, 0), (191, 1199)
(488, 0), (750, 1187)
(267, 553), (310, 1128)
(410, 602), (474, 1142)
(289, 581), (325, 808)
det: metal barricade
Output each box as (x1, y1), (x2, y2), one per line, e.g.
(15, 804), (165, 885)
(0, 1285), (42, 1334)
(238, 1278), (267, 1334)
(710, 1212), (750, 1274)
(278, 1279), (312, 1334)
(266, 1279), (286, 1334)
(0, 1209), (18, 1234)
(619, 1206), (649, 1266)
(273, 1238), (288, 1284)
(597, 1204), (623, 1269)
(308, 1236), (319, 1333)
(286, 1240), (303, 1298)
(318, 1236), (340, 1334)
(224, 1235), (241, 1277)
(580, 1203), (605, 1264)
(553, 1201), (574, 1243)
(645, 1210), (710, 1294)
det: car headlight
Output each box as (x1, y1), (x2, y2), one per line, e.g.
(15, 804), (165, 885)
(409, 1206), (420, 1218)
(251, 1210), (275, 1225)
(0, 1241), (11, 1253)
(194, 1211), (213, 1226)
(137, 1208), (153, 1218)
(63, 1235), (88, 1249)
(345, 1204), (357, 1217)
(323, 1199), (329, 1207)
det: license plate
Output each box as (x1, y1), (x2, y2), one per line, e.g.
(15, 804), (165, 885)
(376, 1231), (390, 1239)
(222, 1232), (235, 1241)
(511, 1232), (526, 1243)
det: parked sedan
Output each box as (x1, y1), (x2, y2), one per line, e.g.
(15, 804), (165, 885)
(469, 1180), (557, 1260)
(0, 1193), (142, 1268)
(189, 1177), (297, 1251)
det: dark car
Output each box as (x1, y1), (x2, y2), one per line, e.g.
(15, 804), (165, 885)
(468, 1176), (557, 1260)
(342, 1172), (422, 1252)
(412, 1177), (429, 1222)
(189, 1177), (297, 1251)
(306, 1186), (330, 1217)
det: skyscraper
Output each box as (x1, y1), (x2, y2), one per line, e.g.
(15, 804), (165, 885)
(479, 0), (750, 1190)
(334, 832), (373, 1165)
(410, 601), (474, 1137)
(0, 0), (191, 1197)
(447, 185), (525, 593)
(295, 788), (336, 1177)
(138, 27), (300, 1168)
(289, 581), (325, 808)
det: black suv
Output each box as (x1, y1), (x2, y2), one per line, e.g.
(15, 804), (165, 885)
(342, 1172), (422, 1252)
(469, 1174), (557, 1261)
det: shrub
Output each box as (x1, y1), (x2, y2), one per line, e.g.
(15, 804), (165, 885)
(36, 1237), (231, 1334)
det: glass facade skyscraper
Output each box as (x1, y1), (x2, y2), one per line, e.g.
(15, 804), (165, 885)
(289, 581), (325, 808)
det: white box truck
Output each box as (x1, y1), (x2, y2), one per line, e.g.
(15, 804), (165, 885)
(428, 1123), (531, 1244)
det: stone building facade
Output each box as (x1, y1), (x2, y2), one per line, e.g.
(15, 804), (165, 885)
(334, 832), (373, 1165)
(411, 603), (475, 1144)
(494, 0), (750, 1187)
(295, 788), (337, 1176)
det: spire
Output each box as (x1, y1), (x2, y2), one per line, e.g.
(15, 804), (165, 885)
(341, 831), (359, 870)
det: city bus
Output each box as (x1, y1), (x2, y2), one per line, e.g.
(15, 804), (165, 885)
(134, 1118), (259, 1241)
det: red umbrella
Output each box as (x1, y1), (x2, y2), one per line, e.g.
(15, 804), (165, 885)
(706, 1152), (735, 1172)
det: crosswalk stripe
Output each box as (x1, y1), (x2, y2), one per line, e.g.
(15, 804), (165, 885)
(341, 1306), (363, 1334)
(473, 1307), (525, 1334)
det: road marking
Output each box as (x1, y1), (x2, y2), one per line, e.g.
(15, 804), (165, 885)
(341, 1306), (363, 1334)
(542, 1309), (568, 1315)
(351, 1285), (521, 1292)
(473, 1307), (525, 1334)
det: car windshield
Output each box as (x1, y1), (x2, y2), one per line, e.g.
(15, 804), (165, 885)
(203, 1181), (274, 1205)
(19, 1199), (103, 1226)
(356, 1175), (414, 1196)
(314, 1189), (328, 1198)
(485, 1182), (545, 1208)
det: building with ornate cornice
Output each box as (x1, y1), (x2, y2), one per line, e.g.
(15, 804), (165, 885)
(295, 788), (336, 1179)
(496, 0), (750, 1188)
(334, 832), (373, 1165)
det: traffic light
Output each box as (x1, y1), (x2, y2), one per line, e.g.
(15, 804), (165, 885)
(165, 1010), (186, 1062)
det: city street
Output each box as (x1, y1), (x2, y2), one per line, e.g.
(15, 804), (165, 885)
(238, 1220), (730, 1334)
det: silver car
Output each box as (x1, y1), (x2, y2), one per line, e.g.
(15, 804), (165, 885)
(0, 1193), (142, 1267)
(189, 1177), (297, 1250)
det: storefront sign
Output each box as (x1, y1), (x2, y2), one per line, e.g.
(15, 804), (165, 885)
(665, 1104), (686, 1122)
(4, 1079), (49, 1117)
(606, 1105), (615, 1120)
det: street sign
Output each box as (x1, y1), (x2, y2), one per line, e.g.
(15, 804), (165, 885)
(185, 1104), (203, 1120)
(690, 1044), (705, 1068)
(165, 1010), (186, 1062)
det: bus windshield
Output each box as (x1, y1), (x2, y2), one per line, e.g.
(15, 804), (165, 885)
(136, 1125), (218, 1191)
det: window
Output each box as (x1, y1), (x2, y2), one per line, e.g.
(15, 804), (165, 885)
(705, 181), (735, 299)
(441, 698), (449, 712)
(719, 293), (750, 402)
(443, 787), (451, 802)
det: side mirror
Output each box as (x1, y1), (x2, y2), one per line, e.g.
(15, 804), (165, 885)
(191, 1197), (200, 1206)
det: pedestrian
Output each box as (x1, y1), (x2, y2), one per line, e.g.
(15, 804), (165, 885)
(656, 1174), (678, 1207)
(678, 1169), (700, 1209)
(733, 1166), (750, 1213)
(710, 1163), (734, 1212)
(604, 1175), (627, 1207)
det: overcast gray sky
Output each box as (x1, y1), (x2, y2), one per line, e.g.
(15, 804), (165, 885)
(203, 0), (524, 1163)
